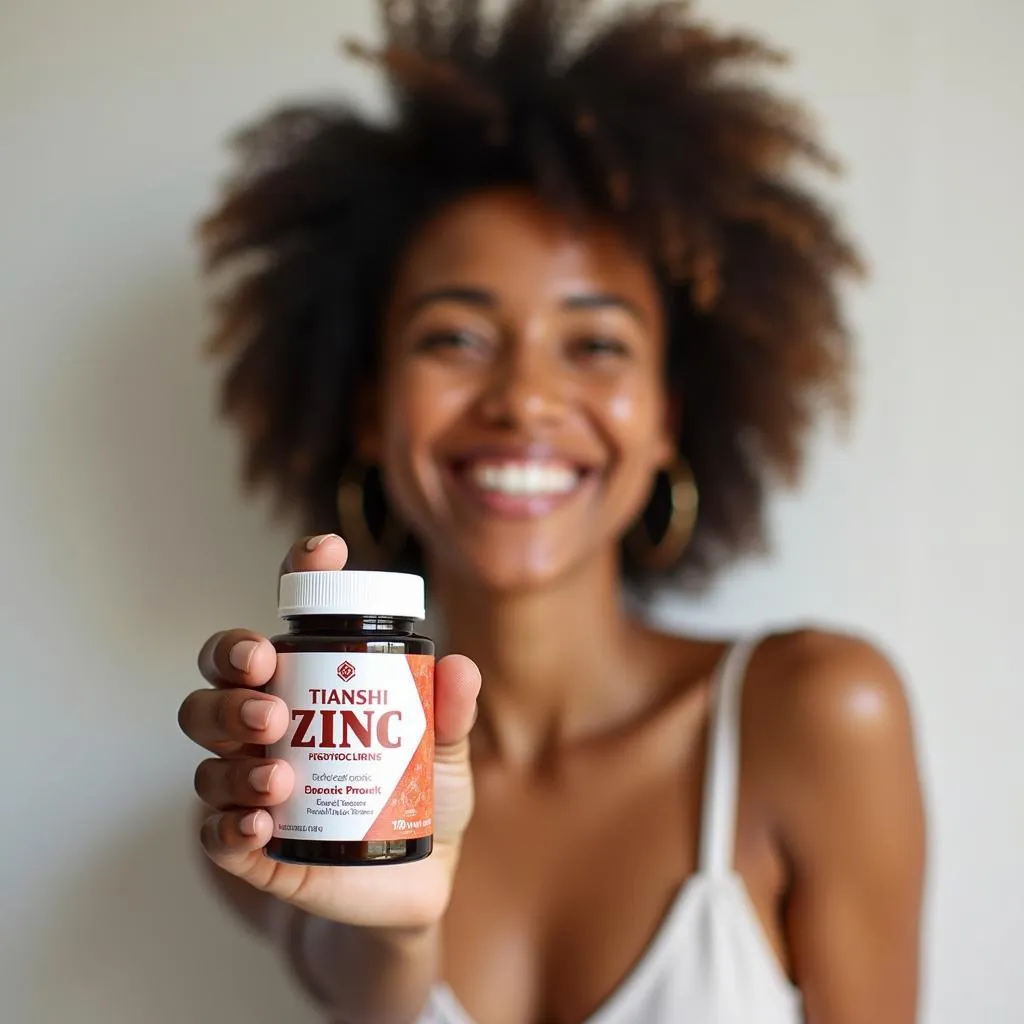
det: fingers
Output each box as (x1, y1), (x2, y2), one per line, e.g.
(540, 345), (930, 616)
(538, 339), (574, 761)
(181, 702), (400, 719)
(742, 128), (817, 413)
(434, 654), (481, 749)
(279, 533), (349, 578)
(198, 629), (277, 689)
(189, 534), (353, 872)
(178, 687), (289, 753)
(197, 535), (348, 690)
(200, 808), (275, 861)
(194, 756), (295, 810)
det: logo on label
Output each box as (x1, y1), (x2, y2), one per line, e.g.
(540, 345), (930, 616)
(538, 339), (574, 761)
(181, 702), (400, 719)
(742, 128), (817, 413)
(337, 661), (356, 682)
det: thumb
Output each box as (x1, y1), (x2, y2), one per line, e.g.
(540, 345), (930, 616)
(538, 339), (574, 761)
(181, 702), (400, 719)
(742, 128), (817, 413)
(434, 654), (481, 754)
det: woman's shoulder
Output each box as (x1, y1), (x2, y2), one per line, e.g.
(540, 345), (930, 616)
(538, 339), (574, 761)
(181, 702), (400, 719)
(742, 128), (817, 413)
(657, 624), (909, 730)
(650, 624), (916, 780)
(740, 628), (922, 845)
(746, 627), (911, 751)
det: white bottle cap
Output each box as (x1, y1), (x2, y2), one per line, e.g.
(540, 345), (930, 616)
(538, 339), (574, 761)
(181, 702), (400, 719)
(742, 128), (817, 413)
(278, 570), (426, 620)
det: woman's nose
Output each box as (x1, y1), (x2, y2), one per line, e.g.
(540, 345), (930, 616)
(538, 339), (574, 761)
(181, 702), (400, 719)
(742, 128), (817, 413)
(477, 347), (569, 431)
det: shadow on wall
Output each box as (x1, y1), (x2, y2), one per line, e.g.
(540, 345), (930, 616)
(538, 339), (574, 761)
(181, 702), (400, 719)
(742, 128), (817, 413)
(21, 264), (307, 1022)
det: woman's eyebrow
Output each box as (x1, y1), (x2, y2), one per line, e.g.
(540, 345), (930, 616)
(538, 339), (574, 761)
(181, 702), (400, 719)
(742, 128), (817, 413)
(404, 286), (647, 326)
(562, 292), (648, 326)
(403, 285), (496, 317)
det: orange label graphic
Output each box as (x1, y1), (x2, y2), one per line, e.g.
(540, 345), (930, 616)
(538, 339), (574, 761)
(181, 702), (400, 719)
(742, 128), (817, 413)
(365, 655), (434, 841)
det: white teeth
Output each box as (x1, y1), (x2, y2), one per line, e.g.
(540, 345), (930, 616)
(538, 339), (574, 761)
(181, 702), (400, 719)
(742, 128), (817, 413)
(469, 461), (580, 497)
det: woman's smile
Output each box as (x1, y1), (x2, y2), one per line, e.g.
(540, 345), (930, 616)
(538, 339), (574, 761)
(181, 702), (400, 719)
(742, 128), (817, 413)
(443, 444), (600, 519)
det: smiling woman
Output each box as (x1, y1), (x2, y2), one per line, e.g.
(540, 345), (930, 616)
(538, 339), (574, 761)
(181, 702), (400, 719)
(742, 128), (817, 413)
(375, 189), (673, 592)
(180, 3), (925, 1023)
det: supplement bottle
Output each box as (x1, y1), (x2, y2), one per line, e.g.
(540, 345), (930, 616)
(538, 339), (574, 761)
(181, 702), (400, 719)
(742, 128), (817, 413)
(265, 570), (434, 866)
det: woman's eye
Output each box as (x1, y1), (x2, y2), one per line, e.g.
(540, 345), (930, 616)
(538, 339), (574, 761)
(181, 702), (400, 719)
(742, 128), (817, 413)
(416, 329), (485, 353)
(572, 336), (631, 359)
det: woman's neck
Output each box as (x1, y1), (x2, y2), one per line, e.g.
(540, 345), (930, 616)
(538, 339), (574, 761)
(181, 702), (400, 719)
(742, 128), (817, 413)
(429, 551), (665, 767)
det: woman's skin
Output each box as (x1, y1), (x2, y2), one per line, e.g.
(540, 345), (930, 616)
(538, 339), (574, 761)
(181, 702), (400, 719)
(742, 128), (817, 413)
(179, 188), (926, 1024)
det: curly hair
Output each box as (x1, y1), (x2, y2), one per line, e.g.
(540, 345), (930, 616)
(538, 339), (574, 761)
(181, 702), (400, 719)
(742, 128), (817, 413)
(200, 0), (861, 590)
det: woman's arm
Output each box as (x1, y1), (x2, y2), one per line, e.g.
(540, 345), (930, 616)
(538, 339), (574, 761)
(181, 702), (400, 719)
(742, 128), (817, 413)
(203, 851), (439, 1023)
(769, 633), (927, 1024)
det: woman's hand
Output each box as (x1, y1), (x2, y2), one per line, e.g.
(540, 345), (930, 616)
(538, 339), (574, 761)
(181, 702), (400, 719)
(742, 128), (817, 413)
(178, 535), (481, 931)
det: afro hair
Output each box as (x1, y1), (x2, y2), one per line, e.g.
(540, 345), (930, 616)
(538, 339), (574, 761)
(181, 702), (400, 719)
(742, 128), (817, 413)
(200, 0), (862, 590)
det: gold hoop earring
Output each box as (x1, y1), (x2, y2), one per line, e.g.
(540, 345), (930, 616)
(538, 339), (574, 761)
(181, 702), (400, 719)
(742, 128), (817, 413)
(626, 457), (699, 572)
(335, 464), (407, 568)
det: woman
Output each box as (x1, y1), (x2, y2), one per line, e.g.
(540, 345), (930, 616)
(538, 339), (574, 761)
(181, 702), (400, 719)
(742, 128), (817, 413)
(179, 2), (926, 1021)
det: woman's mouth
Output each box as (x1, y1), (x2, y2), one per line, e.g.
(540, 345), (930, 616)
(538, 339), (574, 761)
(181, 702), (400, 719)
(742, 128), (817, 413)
(447, 457), (594, 518)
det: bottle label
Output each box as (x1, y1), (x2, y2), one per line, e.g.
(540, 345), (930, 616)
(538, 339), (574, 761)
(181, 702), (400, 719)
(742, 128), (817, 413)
(267, 652), (434, 842)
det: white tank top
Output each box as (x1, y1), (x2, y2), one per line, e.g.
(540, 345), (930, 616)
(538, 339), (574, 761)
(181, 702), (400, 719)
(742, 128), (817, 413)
(417, 637), (804, 1024)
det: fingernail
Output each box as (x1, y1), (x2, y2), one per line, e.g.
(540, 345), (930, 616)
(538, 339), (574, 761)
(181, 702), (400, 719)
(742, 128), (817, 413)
(229, 640), (260, 673)
(249, 764), (277, 793)
(305, 533), (339, 551)
(239, 811), (262, 837)
(240, 699), (273, 731)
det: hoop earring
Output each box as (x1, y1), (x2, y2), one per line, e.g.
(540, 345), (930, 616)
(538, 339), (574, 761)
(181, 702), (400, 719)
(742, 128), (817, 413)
(626, 457), (699, 572)
(335, 464), (407, 568)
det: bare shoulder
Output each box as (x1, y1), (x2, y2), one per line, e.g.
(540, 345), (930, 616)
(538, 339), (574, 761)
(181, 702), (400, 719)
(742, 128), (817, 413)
(749, 628), (911, 748)
(743, 629), (922, 840)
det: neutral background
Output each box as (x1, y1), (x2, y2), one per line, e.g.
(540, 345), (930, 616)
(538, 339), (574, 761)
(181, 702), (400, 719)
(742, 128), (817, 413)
(1, 1), (1020, 1021)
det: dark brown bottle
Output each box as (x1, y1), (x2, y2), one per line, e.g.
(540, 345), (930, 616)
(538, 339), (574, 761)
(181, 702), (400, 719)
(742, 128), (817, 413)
(265, 570), (434, 866)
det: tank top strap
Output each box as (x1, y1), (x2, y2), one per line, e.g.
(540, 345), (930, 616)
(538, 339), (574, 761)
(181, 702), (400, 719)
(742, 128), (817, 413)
(697, 635), (763, 877)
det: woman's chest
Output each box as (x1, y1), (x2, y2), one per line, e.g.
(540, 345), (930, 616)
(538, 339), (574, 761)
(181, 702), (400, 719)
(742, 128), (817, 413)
(440, 744), (707, 1024)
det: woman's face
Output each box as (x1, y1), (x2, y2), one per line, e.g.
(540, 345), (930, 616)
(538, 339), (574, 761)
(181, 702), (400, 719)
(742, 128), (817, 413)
(370, 187), (673, 591)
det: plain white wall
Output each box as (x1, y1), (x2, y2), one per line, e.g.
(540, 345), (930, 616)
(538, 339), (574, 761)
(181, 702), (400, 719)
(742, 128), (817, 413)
(1, 1), (1020, 1021)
